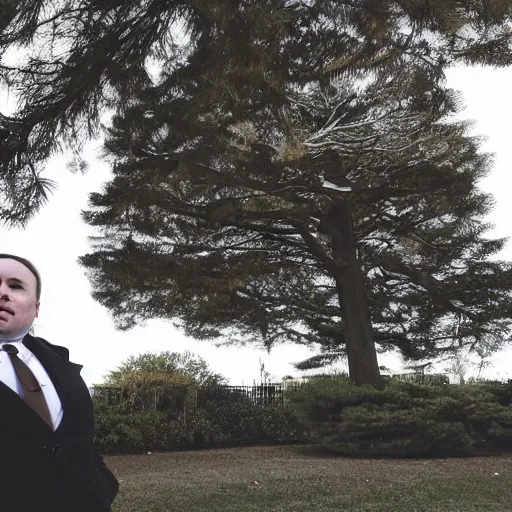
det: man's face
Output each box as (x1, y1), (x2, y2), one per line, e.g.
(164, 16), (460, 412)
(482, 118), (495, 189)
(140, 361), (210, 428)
(0, 258), (39, 338)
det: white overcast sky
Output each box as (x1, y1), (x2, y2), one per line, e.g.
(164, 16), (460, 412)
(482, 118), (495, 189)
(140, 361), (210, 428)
(1, 64), (512, 387)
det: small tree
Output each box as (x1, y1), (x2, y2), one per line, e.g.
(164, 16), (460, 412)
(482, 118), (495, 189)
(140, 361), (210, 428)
(95, 351), (227, 415)
(104, 350), (227, 388)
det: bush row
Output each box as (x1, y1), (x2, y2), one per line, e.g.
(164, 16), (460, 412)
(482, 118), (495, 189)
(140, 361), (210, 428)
(93, 391), (310, 454)
(285, 378), (512, 457)
(93, 378), (512, 457)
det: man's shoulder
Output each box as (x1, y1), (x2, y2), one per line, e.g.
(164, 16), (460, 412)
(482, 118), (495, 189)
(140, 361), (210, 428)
(32, 336), (70, 360)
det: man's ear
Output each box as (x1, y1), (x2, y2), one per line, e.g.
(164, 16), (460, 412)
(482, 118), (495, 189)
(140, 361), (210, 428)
(35, 302), (40, 318)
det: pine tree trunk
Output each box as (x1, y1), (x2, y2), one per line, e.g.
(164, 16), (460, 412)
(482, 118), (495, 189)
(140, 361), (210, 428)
(320, 202), (382, 389)
(335, 261), (382, 389)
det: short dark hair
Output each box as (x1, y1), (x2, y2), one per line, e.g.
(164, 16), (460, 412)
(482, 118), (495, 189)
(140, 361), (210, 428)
(0, 254), (42, 300)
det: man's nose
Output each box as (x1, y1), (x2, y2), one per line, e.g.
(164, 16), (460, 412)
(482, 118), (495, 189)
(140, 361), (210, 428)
(0, 282), (11, 300)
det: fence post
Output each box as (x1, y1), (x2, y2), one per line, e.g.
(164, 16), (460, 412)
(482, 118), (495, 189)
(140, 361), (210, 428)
(183, 389), (188, 428)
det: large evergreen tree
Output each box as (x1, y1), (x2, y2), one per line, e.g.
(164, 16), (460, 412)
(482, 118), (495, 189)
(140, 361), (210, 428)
(3, 1), (512, 386)
(79, 56), (512, 385)
(2, 1), (512, 225)
(76, 4), (512, 387)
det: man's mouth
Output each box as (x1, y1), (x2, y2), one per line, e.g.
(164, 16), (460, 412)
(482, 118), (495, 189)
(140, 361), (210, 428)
(0, 306), (14, 315)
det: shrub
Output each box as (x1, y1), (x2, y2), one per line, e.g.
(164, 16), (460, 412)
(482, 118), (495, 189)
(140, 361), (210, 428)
(94, 384), (308, 454)
(94, 404), (163, 454)
(93, 372), (195, 416)
(197, 387), (309, 446)
(285, 378), (512, 457)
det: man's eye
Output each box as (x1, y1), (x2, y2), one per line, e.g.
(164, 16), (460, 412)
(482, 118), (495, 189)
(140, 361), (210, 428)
(10, 284), (23, 289)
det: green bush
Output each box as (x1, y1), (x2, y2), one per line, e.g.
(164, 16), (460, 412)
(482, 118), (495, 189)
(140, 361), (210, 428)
(257, 406), (309, 443)
(94, 378), (512, 457)
(94, 404), (162, 454)
(93, 385), (309, 454)
(285, 378), (512, 457)
(193, 388), (309, 447)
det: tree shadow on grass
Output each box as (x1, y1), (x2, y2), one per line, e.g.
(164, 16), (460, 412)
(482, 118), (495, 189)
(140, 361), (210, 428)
(293, 443), (509, 460)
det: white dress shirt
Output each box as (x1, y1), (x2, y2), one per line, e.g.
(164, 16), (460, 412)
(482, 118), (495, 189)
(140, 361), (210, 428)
(0, 339), (63, 431)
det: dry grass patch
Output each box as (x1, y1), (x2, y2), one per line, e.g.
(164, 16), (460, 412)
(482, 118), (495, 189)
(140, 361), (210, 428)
(107, 444), (512, 512)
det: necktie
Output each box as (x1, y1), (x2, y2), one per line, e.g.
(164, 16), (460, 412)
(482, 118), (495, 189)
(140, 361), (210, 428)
(2, 344), (53, 429)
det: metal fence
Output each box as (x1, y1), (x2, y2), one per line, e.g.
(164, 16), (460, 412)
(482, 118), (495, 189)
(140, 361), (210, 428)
(90, 382), (305, 411)
(195, 384), (292, 408)
(89, 373), (450, 413)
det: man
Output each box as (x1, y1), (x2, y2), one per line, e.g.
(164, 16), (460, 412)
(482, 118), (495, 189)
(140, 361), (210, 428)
(0, 254), (119, 511)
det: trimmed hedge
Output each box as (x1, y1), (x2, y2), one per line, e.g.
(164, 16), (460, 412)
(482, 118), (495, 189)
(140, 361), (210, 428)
(285, 378), (512, 457)
(93, 388), (310, 454)
(93, 378), (512, 457)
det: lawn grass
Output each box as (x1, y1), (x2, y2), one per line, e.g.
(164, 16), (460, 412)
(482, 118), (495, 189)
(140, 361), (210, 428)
(107, 444), (512, 512)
